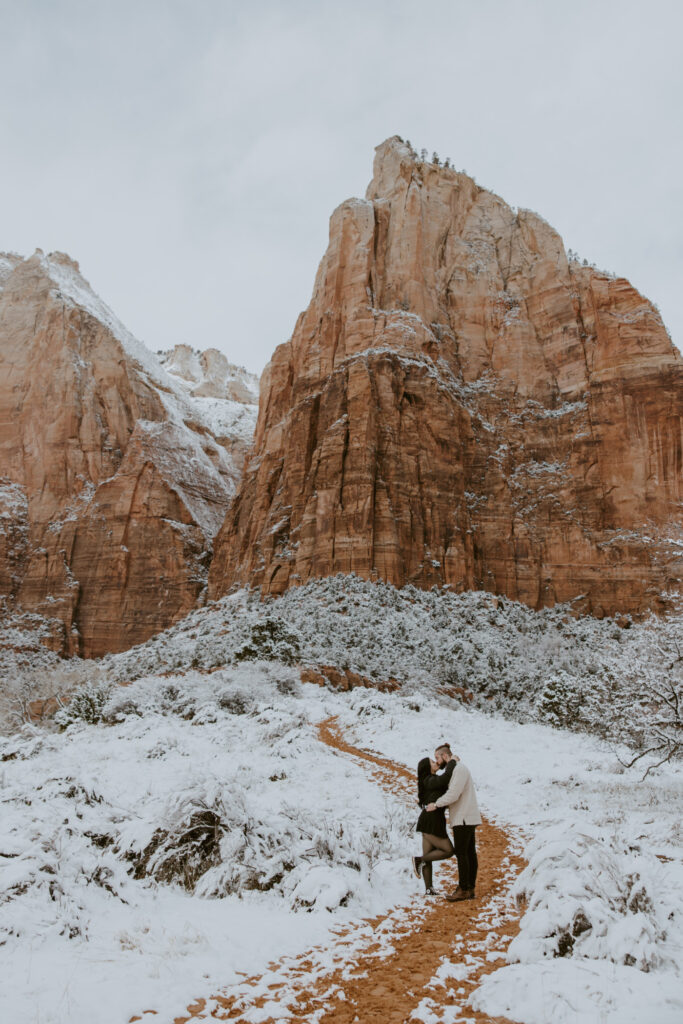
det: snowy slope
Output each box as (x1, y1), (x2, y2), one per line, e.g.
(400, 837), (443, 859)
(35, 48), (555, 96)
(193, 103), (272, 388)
(1, 577), (682, 1023)
(101, 576), (682, 758)
(0, 669), (413, 1023)
(2, 673), (681, 1024)
(339, 692), (683, 1024)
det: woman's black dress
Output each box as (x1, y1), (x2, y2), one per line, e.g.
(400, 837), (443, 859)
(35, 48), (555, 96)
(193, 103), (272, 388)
(415, 761), (455, 838)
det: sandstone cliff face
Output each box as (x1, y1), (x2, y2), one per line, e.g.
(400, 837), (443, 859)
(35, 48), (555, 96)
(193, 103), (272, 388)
(0, 251), (257, 656)
(208, 137), (682, 616)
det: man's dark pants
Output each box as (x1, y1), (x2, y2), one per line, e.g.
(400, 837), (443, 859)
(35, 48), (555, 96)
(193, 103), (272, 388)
(452, 824), (478, 891)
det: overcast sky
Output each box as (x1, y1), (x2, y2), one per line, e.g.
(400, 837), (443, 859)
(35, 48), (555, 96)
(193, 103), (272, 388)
(1, 0), (681, 375)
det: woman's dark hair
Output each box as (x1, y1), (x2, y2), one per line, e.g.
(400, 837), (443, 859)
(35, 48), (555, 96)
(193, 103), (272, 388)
(417, 756), (431, 805)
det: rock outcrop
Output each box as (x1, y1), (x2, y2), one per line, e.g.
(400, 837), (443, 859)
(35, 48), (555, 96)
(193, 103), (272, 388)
(300, 665), (400, 693)
(0, 251), (257, 656)
(158, 344), (259, 405)
(208, 137), (682, 616)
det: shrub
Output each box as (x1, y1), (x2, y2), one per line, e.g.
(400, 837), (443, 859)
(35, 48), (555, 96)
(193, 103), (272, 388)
(510, 824), (670, 972)
(129, 805), (225, 890)
(217, 691), (252, 715)
(233, 617), (302, 666)
(157, 683), (197, 719)
(536, 672), (584, 729)
(54, 683), (113, 729)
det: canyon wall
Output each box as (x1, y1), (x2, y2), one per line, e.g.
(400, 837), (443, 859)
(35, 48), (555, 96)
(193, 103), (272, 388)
(208, 137), (682, 616)
(0, 251), (257, 656)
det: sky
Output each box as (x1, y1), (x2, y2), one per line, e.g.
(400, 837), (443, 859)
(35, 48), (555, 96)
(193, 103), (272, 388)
(1, 0), (681, 375)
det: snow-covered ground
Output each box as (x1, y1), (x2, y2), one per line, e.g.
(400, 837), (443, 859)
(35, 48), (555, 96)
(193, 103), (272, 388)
(1, 668), (413, 1023)
(1, 579), (682, 1023)
(337, 691), (683, 1024)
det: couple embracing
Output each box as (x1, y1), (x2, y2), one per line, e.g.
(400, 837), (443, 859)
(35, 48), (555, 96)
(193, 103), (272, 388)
(413, 743), (481, 901)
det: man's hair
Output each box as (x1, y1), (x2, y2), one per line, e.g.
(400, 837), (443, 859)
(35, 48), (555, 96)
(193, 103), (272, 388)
(435, 742), (452, 754)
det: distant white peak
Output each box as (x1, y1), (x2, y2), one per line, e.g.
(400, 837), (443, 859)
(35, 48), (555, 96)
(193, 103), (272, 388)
(158, 343), (259, 405)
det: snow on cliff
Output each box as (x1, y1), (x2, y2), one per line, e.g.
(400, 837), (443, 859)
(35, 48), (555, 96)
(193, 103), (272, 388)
(41, 250), (258, 451)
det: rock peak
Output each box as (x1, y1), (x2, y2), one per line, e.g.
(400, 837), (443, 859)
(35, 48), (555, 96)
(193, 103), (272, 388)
(366, 136), (468, 201)
(158, 343), (259, 404)
(365, 135), (417, 200)
(209, 140), (682, 617)
(0, 250), (258, 656)
(46, 250), (81, 274)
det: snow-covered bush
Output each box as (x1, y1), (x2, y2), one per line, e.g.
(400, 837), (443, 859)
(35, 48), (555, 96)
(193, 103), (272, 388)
(608, 635), (683, 772)
(509, 823), (676, 972)
(127, 791), (227, 890)
(94, 576), (682, 767)
(535, 672), (584, 729)
(0, 623), (96, 732)
(233, 616), (302, 666)
(54, 682), (114, 728)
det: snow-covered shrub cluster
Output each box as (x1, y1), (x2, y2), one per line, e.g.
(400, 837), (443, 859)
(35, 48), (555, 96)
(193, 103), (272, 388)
(509, 823), (677, 972)
(53, 681), (113, 728)
(0, 663), (412, 964)
(96, 576), (682, 766)
(0, 606), (96, 731)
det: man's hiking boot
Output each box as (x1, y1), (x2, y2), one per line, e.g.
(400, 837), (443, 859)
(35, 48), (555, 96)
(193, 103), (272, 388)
(445, 886), (475, 902)
(412, 855), (423, 879)
(424, 887), (437, 896)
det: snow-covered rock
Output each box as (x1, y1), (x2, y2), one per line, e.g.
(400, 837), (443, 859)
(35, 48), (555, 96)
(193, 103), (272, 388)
(0, 250), (257, 657)
(158, 343), (259, 406)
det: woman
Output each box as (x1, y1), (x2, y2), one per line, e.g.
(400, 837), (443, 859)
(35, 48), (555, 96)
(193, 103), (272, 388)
(412, 756), (455, 895)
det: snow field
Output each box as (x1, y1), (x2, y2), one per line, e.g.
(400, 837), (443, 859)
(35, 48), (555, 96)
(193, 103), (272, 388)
(1, 575), (682, 1023)
(0, 666), (415, 1023)
(335, 687), (683, 1024)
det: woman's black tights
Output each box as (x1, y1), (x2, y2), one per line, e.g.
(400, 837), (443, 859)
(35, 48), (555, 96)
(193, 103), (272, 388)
(421, 833), (454, 889)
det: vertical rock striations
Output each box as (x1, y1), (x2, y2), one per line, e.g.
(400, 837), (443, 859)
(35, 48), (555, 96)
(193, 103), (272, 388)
(0, 251), (257, 656)
(208, 137), (682, 616)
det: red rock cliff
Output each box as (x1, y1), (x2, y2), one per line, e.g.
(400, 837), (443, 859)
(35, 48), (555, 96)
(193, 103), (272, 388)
(208, 137), (682, 616)
(0, 251), (257, 656)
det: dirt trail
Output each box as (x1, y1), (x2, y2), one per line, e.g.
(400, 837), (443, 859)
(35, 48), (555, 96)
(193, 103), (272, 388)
(136, 717), (525, 1024)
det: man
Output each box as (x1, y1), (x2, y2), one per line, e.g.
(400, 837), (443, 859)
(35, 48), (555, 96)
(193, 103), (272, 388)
(425, 742), (481, 901)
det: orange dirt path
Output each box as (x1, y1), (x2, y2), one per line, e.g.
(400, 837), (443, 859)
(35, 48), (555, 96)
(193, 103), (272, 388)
(139, 717), (526, 1024)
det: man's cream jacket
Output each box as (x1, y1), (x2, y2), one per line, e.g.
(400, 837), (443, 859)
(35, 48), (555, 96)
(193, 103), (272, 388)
(434, 758), (482, 827)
